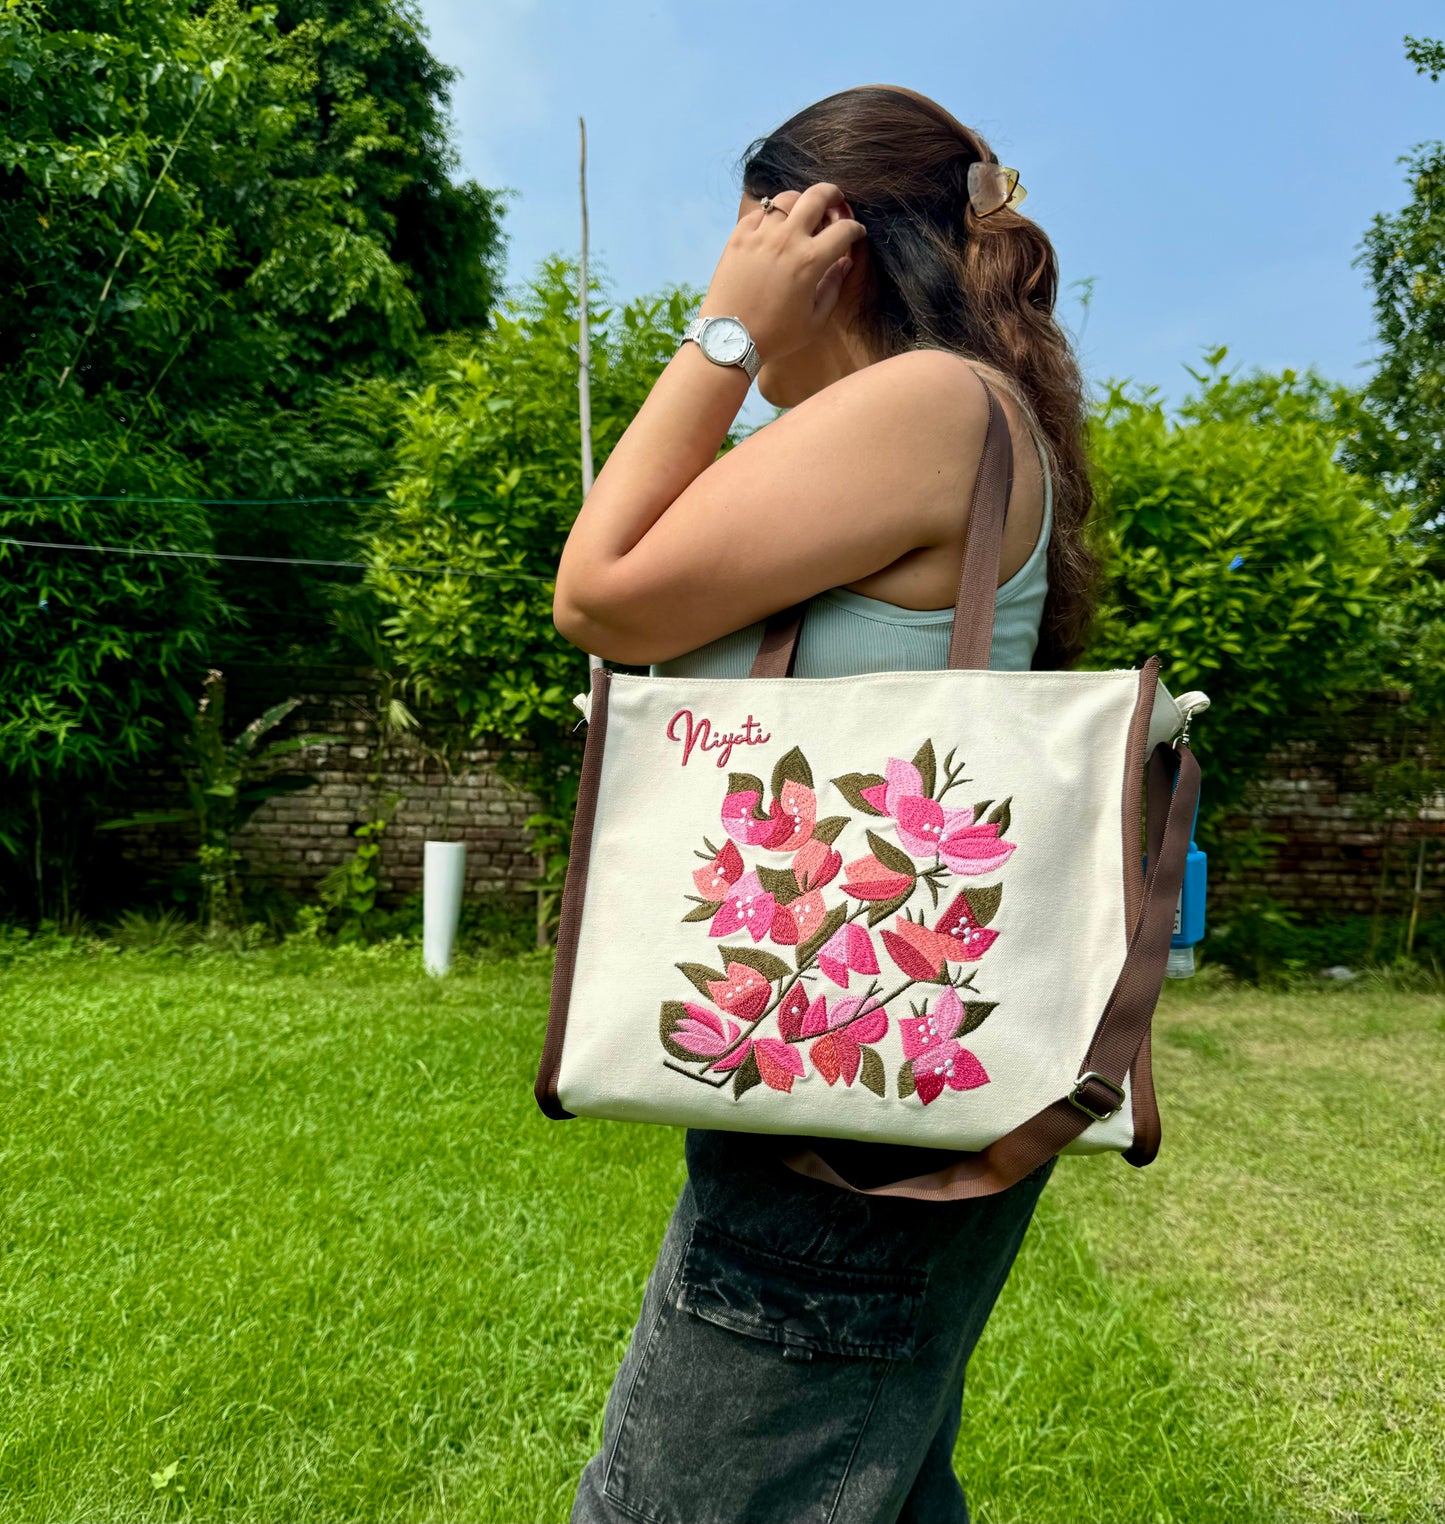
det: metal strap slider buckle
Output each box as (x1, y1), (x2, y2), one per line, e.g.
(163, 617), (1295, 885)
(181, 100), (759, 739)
(1067, 1070), (1126, 1122)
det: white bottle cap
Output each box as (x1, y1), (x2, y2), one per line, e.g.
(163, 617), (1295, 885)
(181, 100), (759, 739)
(1165, 945), (1196, 979)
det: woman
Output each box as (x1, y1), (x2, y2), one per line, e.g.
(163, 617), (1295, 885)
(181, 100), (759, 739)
(553, 84), (1101, 1524)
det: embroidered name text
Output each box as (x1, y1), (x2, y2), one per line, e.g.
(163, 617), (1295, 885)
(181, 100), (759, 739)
(666, 708), (772, 768)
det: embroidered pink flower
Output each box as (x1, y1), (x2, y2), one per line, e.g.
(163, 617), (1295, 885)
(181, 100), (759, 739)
(670, 1003), (742, 1057)
(708, 869), (776, 942)
(712, 1035), (805, 1091)
(763, 779), (816, 852)
(721, 780), (815, 851)
(667, 733), (1020, 1103)
(767, 888), (827, 946)
(839, 852), (913, 902)
(880, 916), (952, 981)
(721, 784), (772, 846)
(859, 755), (924, 816)
(692, 838), (744, 901)
(705, 960), (771, 1021)
(807, 995), (889, 1087)
(860, 756), (974, 857)
(933, 890), (1000, 960)
(792, 837), (842, 890)
(899, 986), (990, 1104)
(938, 819), (1016, 876)
(816, 920), (880, 987)
(773, 983), (814, 1040)
(881, 893), (998, 979)
(895, 794), (975, 857)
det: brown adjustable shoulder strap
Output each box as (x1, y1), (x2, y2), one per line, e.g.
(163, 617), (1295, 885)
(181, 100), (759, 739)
(748, 365), (1013, 680)
(782, 737), (1200, 1202)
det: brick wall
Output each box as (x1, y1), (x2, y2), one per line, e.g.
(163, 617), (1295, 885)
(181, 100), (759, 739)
(112, 663), (546, 903)
(110, 665), (1443, 920)
(1211, 689), (1444, 916)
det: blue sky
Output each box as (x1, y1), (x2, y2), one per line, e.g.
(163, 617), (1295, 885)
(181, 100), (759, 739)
(415, 0), (1441, 427)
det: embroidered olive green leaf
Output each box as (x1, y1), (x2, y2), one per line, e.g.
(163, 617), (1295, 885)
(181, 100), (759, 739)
(985, 795), (1012, 835)
(682, 899), (722, 923)
(866, 887), (913, 926)
(960, 1001), (998, 1036)
(860, 1046), (886, 1098)
(676, 961), (725, 1000)
(733, 1049), (762, 1098)
(897, 1062), (916, 1099)
(962, 884), (1003, 927)
(832, 772), (887, 815)
(756, 865), (801, 905)
(702, 836), (719, 855)
(912, 739), (936, 800)
(970, 799), (994, 822)
(728, 772), (768, 817)
(716, 944), (791, 981)
(771, 744), (814, 796)
(811, 815), (848, 846)
(660, 1001), (703, 1062)
(865, 830), (916, 878)
(797, 901), (847, 968)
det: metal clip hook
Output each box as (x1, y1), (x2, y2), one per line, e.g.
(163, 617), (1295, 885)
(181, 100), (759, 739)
(1172, 691), (1210, 750)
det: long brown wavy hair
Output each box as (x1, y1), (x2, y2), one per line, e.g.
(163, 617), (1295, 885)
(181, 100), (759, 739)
(738, 84), (1100, 670)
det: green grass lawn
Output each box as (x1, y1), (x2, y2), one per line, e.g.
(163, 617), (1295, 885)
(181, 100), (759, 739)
(1, 940), (1441, 1523)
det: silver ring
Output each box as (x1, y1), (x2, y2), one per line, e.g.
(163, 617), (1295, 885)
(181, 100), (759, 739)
(759, 195), (783, 216)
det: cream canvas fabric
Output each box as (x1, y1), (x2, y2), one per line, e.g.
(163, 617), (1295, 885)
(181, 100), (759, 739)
(549, 665), (1202, 1157)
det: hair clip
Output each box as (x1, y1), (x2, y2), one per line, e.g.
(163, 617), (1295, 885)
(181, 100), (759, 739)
(967, 161), (1027, 217)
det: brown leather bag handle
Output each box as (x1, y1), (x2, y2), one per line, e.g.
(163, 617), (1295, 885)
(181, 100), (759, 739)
(748, 369), (1014, 679)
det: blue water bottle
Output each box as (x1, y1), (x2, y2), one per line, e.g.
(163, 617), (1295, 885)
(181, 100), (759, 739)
(1167, 787), (1207, 977)
(1140, 787), (1207, 976)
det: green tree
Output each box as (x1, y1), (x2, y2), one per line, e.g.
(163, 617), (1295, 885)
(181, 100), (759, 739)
(0, 0), (507, 654)
(0, 0), (506, 916)
(1349, 33), (1445, 567)
(0, 401), (221, 920)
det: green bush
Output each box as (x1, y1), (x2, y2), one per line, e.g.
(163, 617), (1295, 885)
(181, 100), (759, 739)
(1085, 352), (1417, 879)
(361, 260), (740, 941)
(1204, 887), (1445, 985)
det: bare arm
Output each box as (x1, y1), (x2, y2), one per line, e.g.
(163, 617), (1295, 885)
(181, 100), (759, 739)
(553, 345), (989, 666)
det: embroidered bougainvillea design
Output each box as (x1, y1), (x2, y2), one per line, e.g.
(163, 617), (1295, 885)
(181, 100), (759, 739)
(660, 740), (1017, 1104)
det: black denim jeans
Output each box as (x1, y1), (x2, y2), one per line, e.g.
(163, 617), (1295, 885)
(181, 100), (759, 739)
(571, 1128), (1057, 1524)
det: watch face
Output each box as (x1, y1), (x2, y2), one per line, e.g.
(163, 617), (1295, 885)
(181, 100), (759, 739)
(701, 316), (749, 365)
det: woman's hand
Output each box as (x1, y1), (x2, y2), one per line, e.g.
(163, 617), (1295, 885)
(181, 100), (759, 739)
(700, 182), (867, 364)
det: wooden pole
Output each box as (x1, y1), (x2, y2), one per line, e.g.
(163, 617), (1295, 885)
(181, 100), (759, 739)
(538, 115), (601, 949)
(1406, 834), (1427, 956)
(579, 114), (598, 558)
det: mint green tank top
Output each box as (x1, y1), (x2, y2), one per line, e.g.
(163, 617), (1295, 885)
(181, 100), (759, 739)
(649, 435), (1052, 678)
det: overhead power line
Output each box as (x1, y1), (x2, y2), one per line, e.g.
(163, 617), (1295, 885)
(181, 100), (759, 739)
(0, 536), (554, 582)
(0, 492), (493, 510)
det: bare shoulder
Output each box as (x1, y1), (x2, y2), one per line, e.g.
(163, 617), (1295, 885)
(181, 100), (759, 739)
(761, 348), (1046, 607)
(788, 346), (991, 441)
(748, 347), (994, 541)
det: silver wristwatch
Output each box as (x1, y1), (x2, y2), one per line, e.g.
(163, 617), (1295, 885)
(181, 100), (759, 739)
(681, 314), (761, 382)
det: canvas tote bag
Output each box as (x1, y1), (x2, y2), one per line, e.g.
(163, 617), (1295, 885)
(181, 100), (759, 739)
(536, 375), (1209, 1201)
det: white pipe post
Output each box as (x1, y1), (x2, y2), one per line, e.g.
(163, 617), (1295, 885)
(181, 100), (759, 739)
(423, 840), (466, 976)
